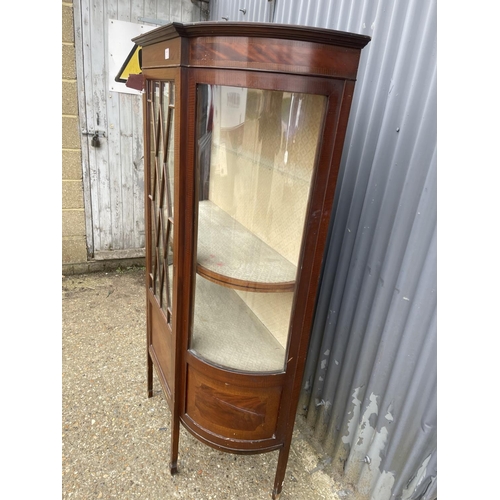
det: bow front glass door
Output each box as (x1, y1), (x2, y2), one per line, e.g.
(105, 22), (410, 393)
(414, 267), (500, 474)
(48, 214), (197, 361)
(190, 84), (326, 373)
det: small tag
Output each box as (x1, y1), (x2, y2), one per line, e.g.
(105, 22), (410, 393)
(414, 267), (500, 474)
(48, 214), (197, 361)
(125, 74), (146, 92)
(165, 48), (170, 60)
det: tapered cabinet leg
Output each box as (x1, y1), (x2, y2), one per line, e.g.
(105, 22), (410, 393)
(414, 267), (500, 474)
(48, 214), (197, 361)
(147, 352), (154, 398)
(272, 445), (291, 500)
(170, 413), (180, 475)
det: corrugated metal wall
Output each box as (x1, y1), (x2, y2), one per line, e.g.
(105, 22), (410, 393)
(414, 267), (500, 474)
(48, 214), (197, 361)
(210, 1), (437, 499)
(209, 0), (275, 22)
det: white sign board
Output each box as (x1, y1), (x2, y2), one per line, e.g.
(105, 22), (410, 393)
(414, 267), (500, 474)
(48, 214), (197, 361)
(108, 19), (157, 95)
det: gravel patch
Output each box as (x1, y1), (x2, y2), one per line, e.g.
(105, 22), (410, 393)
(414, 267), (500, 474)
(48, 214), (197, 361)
(62, 267), (347, 499)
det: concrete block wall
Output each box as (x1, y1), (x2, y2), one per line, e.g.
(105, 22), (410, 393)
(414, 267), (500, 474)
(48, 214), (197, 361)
(62, 0), (87, 270)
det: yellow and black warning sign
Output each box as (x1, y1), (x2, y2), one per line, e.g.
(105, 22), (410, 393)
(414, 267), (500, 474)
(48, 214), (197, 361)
(115, 44), (142, 83)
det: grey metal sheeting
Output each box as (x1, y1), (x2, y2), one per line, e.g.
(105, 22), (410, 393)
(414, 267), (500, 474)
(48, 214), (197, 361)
(209, 0), (274, 22)
(208, 1), (437, 498)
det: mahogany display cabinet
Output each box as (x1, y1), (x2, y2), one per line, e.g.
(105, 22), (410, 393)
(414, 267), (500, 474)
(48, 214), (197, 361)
(134, 21), (369, 499)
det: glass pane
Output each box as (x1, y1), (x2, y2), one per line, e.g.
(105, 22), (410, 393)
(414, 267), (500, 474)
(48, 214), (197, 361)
(148, 81), (176, 324)
(190, 84), (326, 372)
(150, 82), (161, 296)
(164, 82), (175, 219)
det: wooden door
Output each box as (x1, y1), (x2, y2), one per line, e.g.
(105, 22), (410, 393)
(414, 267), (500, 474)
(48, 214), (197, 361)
(73, 0), (204, 260)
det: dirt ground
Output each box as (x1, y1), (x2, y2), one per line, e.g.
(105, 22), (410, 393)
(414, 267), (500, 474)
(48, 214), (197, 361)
(62, 266), (353, 499)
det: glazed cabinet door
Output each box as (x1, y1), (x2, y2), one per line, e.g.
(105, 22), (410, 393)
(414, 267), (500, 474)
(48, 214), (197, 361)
(181, 74), (332, 452)
(191, 84), (327, 373)
(145, 79), (177, 405)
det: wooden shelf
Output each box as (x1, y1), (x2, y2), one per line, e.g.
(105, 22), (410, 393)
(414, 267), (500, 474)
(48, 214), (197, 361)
(190, 274), (286, 372)
(197, 200), (297, 292)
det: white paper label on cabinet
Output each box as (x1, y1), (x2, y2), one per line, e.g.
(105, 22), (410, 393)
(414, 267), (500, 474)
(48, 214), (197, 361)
(165, 48), (170, 60)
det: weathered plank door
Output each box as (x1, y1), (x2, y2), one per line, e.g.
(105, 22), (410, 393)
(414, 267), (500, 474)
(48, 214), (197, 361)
(73, 0), (206, 260)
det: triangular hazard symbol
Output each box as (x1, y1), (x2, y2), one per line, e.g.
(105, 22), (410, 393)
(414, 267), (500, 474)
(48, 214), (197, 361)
(115, 44), (142, 83)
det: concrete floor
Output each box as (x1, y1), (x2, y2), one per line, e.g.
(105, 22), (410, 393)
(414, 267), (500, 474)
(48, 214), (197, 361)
(62, 267), (352, 499)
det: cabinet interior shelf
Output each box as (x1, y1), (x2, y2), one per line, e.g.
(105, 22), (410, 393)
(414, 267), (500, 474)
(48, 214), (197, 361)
(197, 200), (297, 292)
(190, 272), (286, 373)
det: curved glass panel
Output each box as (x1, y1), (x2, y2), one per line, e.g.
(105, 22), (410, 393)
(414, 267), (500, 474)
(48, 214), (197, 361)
(190, 84), (326, 372)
